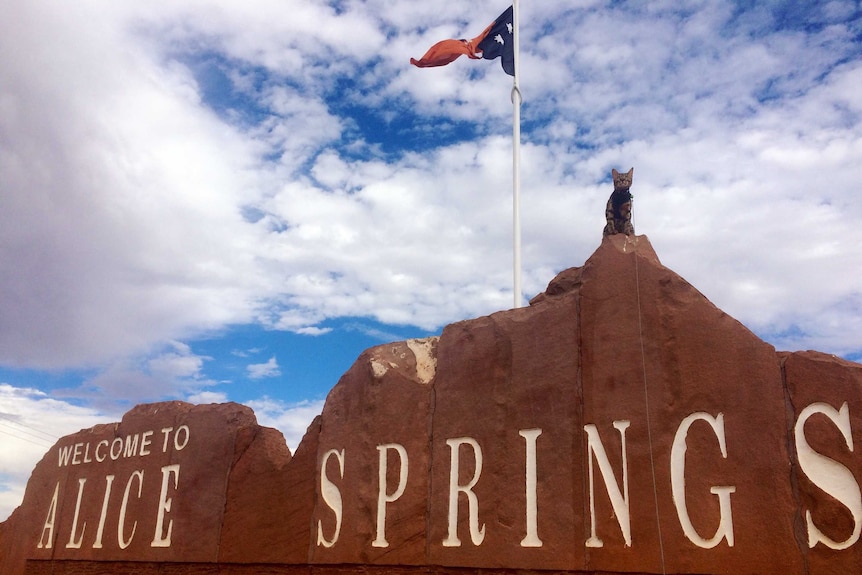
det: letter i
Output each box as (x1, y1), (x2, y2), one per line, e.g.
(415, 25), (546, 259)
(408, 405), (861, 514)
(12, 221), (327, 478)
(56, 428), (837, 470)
(93, 475), (115, 549)
(520, 429), (543, 547)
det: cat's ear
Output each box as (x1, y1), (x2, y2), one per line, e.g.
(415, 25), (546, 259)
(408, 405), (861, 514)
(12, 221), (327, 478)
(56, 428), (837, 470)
(626, 168), (633, 177)
(612, 168), (619, 178)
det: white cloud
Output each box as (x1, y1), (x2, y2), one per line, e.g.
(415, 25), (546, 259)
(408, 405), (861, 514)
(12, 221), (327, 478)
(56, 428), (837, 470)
(186, 390), (229, 404)
(247, 356), (281, 379)
(245, 396), (325, 451)
(0, 384), (112, 521)
(52, 344), (219, 410)
(1, 0), (860, 532)
(0, 1), (269, 369)
(148, 341), (210, 380)
(0, 0), (859, 436)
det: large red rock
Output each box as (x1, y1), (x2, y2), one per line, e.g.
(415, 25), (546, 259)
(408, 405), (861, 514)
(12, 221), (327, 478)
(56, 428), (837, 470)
(3, 234), (862, 575)
(310, 338), (437, 566)
(781, 350), (862, 573)
(0, 401), (292, 573)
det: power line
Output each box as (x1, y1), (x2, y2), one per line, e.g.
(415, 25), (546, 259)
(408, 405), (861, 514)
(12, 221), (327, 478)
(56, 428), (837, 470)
(0, 426), (55, 448)
(0, 414), (59, 448)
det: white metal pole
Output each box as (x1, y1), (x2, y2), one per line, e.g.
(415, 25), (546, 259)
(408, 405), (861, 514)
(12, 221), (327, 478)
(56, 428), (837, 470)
(512, 0), (522, 308)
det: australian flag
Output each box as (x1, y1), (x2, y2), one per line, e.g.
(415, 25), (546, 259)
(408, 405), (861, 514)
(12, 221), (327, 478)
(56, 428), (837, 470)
(477, 6), (515, 76)
(410, 5), (515, 76)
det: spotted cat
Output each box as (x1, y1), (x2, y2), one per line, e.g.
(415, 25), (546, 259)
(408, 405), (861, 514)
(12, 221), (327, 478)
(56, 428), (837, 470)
(603, 167), (635, 236)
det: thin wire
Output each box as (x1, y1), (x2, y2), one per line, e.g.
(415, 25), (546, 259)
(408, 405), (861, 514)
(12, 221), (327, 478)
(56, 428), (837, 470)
(632, 234), (667, 575)
(0, 425), (55, 448)
(0, 414), (58, 441)
(0, 413), (57, 439)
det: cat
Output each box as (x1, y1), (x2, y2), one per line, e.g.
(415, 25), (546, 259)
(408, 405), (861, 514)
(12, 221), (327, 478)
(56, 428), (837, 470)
(603, 168), (635, 237)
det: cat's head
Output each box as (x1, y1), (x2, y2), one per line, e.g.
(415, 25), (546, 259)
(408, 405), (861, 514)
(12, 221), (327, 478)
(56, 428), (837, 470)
(612, 167), (633, 191)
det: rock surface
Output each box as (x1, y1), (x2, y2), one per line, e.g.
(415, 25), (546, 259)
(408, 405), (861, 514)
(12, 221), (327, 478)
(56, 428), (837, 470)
(3, 234), (862, 575)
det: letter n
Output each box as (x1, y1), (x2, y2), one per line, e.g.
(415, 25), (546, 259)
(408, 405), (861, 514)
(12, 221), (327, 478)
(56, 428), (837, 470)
(584, 421), (632, 548)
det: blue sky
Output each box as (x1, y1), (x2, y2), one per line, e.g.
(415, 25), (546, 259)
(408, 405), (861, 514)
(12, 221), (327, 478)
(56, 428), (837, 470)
(1, 0), (861, 519)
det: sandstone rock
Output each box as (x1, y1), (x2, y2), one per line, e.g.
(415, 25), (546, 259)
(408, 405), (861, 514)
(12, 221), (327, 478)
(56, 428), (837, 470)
(0, 401), (291, 573)
(3, 234), (862, 575)
(781, 350), (862, 573)
(310, 337), (438, 565)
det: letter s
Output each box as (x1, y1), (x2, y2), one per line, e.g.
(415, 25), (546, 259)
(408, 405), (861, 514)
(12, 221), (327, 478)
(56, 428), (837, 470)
(795, 402), (862, 549)
(317, 449), (345, 548)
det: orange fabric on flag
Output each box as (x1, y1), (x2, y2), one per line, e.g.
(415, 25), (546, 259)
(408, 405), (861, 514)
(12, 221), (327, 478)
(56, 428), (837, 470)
(410, 22), (494, 68)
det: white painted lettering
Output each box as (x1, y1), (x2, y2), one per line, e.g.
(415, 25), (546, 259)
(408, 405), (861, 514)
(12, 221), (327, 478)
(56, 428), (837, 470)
(83, 442), (93, 463)
(118, 470), (144, 549)
(110, 437), (124, 460)
(124, 434), (140, 458)
(72, 443), (84, 465)
(174, 425), (190, 450)
(36, 482), (59, 549)
(58, 445), (73, 467)
(795, 401), (862, 549)
(317, 449), (345, 548)
(671, 412), (735, 548)
(95, 440), (108, 462)
(372, 443), (409, 548)
(65, 478), (87, 548)
(584, 421), (631, 548)
(520, 428), (543, 547)
(140, 430), (154, 456)
(151, 464), (180, 547)
(93, 475), (115, 549)
(443, 437), (485, 547)
(161, 427), (173, 452)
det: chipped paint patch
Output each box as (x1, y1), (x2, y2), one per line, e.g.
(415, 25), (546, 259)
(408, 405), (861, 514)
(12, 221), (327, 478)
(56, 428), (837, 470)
(407, 337), (438, 384)
(371, 360), (390, 379)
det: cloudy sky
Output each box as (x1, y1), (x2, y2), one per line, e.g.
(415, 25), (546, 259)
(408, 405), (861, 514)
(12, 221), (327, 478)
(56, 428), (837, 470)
(1, 0), (861, 520)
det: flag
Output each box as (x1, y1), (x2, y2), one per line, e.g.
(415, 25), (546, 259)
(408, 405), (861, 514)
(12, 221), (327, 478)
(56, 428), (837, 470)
(477, 6), (514, 76)
(410, 6), (515, 76)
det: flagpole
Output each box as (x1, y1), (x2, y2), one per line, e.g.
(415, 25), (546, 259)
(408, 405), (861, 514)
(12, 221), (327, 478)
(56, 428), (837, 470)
(512, 0), (522, 308)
